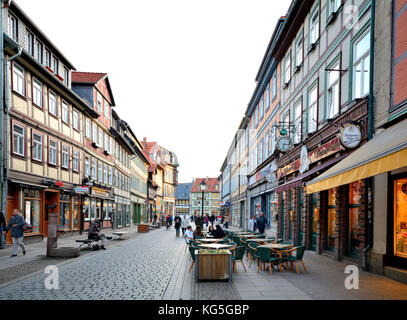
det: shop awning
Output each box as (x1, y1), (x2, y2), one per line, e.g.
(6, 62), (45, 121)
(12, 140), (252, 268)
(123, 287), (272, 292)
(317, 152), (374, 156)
(9, 179), (48, 189)
(275, 153), (349, 193)
(306, 118), (407, 194)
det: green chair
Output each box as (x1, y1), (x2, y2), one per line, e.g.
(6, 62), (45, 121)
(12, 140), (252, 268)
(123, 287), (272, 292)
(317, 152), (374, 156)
(188, 246), (197, 272)
(256, 247), (281, 274)
(232, 246), (247, 272)
(283, 246), (308, 274)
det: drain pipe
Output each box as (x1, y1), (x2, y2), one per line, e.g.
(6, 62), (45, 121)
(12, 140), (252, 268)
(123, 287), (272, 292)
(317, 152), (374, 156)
(362, 0), (375, 271)
(2, 45), (23, 216)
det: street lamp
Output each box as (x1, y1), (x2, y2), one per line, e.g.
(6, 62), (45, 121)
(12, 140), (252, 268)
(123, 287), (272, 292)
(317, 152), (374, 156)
(200, 180), (207, 218)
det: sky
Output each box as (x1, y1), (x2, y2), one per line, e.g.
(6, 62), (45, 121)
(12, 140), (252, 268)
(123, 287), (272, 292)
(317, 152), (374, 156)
(16, 0), (291, 183)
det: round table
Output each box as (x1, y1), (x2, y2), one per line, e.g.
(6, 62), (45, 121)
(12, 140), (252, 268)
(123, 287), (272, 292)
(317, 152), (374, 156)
(198, 243), (235, 250)
(197, 238), (220, 243)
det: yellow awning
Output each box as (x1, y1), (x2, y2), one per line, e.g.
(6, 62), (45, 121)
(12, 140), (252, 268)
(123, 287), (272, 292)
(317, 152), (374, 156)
(306, 118), (407, 194)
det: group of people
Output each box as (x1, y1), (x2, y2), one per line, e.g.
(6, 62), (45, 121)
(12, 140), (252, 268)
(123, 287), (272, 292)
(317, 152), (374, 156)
(248, 211), (269, 234)
(183, 224), (227, 243)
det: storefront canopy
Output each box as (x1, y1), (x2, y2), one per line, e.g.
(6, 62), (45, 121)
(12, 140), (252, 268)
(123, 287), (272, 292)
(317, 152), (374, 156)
(306, 118), (407, 194)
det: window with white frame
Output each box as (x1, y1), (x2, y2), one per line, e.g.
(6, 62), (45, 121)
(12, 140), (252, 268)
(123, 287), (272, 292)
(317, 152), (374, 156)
(85, 157), (90, 177)
(49, 91), (57, 116)
(98, 163), (102, 182)
(310, 7), (319, 45)
(272, 69), (277, 99)
(49, 139), (57, 165)
(26, 30), (34, 56)
(265, 133), (269, 159)
(104, 165), (108, 184)
(8, 14), (18, 41)
(73, 111), (79, 130)
(266, 83), (270, 110)
(283, 112), (290, 138)
(296, 35), (303, 67)
(104, 100), (109, 118)
(259, 96), (264, 120)
(353, 30), (370, 100)
(12, 123), (25, 156)
(33, 78), (43, 107)
(32, 133), (43, 162)
(284, 53), (291, 84)
(52, 56), (59, 75)
(294, 100), (302, 144)
(92, 160), (97, 179)
(13, 63), (25, 96)
(73, 150), (79, 172)
(92, 123), (97, 143)
(62, 145), (69, 169)
(98, 128), (103, 148)
(109, 136), (113, 155)
(108, 167), (113, 185)
(255, 106), (259, 126)
(97, 93), (102, 112)
(45, 49), (51, 68)
(270, 128), (276, 155)
(104, 133), (108, 151)
(327, 61), (340, 119)
(85, 118), (91, 138)
(328, 0), (341, 16)
(308, 85), (318, 134)
(63, 67), (69, 86)
(62, 101), (69, 123)
(36, 40), (43, 64)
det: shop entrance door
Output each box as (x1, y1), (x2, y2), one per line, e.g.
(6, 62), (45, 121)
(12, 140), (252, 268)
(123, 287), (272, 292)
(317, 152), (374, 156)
(326, 188), (337, 252)
(288, 190), (293, 241)
(280, 192), (285, 240)
(348, 181), (362, 259)
(394, 177), (407, 259)
(298, 188), (304, 246)
(6, 190), (17, 245)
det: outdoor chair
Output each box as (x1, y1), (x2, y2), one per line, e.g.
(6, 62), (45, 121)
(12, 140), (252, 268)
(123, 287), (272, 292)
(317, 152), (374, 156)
(282, 246), (308, 274)
(247, 242), (259, 267)
(188, 246), (197, 272)
(256, 247), (281, 274)
(232, 246), (247, 272)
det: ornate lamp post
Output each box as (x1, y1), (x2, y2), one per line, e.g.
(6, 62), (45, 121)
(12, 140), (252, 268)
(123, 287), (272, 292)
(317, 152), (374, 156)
(200, 180), (207, 218)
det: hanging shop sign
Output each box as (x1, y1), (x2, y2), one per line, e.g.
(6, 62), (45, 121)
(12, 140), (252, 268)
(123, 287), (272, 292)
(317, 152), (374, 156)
(91, 187), (110, 198)
(308, 136), (344, 163)
(74, 186), (90, 193)
(339, 124), (362, 149)
(299, 145), (311, 174)
(278, 159), (301, 179)
(43, 179), (64, 188)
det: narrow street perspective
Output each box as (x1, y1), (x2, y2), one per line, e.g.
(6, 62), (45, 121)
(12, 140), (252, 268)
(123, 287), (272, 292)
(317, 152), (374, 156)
(0, 0), (407, 306)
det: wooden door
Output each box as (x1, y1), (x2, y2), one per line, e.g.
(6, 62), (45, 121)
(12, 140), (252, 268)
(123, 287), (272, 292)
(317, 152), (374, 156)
(6, 197), (16, 244)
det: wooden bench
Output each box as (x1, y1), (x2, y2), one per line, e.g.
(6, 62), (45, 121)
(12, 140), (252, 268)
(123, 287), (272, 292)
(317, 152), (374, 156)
(112, 231), (129, 240)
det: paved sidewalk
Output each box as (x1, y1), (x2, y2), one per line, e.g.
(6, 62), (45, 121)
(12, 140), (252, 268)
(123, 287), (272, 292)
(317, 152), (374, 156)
(0, 225), (142, 285)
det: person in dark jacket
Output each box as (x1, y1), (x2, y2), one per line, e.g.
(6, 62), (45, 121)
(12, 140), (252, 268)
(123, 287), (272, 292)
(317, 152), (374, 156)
(174, 215), (181, 237)
(88, 220), (106, 250)
(2, 209), (26, 257)
(195, 215), (202, 228)
(0, 211), (7, 249)
(213, 225), (226, 239)
(209, 214), (216, 227)
(208, 225), (216, 237)
(256, 212), (268, 234)
(166, 215), (172, 230)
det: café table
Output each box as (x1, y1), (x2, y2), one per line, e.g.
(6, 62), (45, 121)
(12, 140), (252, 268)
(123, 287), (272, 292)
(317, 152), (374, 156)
(238, 234), (257, 239)
(258, 243), (293, 272)
(198, 243), (235, 250)
(196, 238), (220, 243)
(246, 238), (275, 244)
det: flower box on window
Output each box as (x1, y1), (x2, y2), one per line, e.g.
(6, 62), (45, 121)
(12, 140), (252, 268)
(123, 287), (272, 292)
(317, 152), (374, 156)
(56, 74), (64, 82)
(45, 66), (53, 73)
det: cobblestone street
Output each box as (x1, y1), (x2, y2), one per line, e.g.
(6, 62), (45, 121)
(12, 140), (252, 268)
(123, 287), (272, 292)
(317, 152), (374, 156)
(1, 226), (407, 300)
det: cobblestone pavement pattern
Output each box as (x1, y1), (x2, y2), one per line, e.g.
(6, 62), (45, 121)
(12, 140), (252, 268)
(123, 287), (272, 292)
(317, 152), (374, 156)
(0, 228), (184, 300)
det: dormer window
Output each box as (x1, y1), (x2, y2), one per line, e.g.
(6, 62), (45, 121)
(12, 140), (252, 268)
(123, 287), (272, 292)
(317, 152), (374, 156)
(45, 49), (51, 68)
(26, 31), (34, 56)
(52, 56), (59, 75)
(63, 67), (69, 86)
(8, 14), (17, 41)
(36, 40), (43, 64)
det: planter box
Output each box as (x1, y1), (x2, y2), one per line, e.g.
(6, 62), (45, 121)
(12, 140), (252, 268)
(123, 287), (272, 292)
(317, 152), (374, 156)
(138, 224), (149, 233)
(195, 250), (232, 282)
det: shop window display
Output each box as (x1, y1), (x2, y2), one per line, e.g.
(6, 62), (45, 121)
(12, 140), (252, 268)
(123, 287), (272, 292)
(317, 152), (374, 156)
(73, 196), (79, 230)
(327, 188), (337, 251)
(60, 193), (70, 230)
(349, 181), (362, 258)
(395, 178), (407, 257)
(90, 199), (96, 221)
(23, 188), (41, 234)
(83, 197), (90, 221)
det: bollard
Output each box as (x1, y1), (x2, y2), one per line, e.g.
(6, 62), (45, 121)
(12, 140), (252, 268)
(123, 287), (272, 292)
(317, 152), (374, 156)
(47, 212), (58, 257)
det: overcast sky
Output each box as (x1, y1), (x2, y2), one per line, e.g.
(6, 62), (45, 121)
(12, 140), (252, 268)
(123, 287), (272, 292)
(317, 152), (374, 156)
(16, 0), (291, 183)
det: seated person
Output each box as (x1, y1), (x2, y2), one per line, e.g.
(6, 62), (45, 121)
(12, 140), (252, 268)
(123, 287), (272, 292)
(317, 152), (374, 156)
(193, 225), (204, 239)
(208, 225), (216, 237)
(88, 220), (107, 250)
(213, 225), (226, 239)
(184, 226), (194, 243)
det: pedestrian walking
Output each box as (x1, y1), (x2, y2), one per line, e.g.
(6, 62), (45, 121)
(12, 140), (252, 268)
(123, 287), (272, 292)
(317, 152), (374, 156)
(256, 211), (268, 234)
(195, 215), (202, 229)
(174, 215), (181, 237)
(204, 214), (209, 229)
(181, 215), (189, 235)
(166, 215), (172, 230)
(209, 213), (215, 227)
(2, 209), (26, 257)
(0, 211), (7, 249)
(153, 214), (157, 225)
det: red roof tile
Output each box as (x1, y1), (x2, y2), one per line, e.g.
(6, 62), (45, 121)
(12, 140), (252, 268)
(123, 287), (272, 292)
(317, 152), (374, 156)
(72, 72), (107, 84)
(191, 178), (220, 193)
